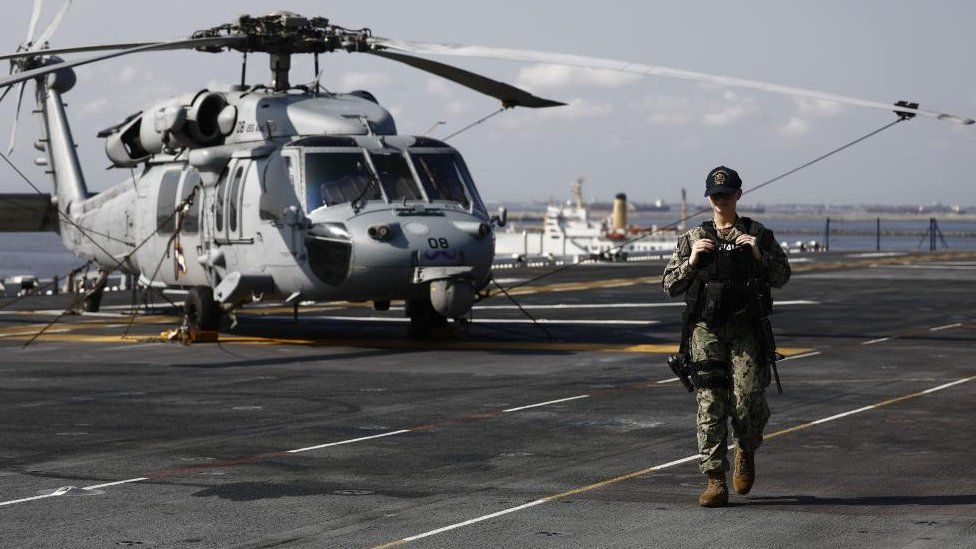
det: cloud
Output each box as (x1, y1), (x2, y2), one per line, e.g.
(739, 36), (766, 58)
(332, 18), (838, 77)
(702, 90), (759, 126)
(630, 94), (694, 125)
(516, 63), (640, 92)
(446, 101), (468, 116)
(77, 98), (108, 118)
(777, 97), (843, 136)
(117, 66), (139, 84)
(494, 98), (613, 133)
(630, 89), (759, 127)
(206, 79), (232, 91)
(337, 71), (394, 90)
(795, 97), (843, 118)
(778, 116), (810, 137)
(537, 98), (613, 120)
(425, 78), (453, 97)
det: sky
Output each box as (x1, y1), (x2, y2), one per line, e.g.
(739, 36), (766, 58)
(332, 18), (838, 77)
(0, 0), (974, 207)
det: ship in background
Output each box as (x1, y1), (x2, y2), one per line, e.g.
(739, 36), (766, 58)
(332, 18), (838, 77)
(494, 178), (680, 261)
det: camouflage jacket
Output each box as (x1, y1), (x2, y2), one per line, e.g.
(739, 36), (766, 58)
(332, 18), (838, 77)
(662, 217), (791, 298)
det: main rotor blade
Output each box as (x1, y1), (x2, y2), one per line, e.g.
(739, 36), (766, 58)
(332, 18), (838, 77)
(32, 0), (71, 50)
(8, 82), (26, 154)
(371, 38), (975, 125)
(26, 0), (44, 45)
(0, 42), (161, 62)
(369, 50), (564, 109)
(0, 36), (243, 90)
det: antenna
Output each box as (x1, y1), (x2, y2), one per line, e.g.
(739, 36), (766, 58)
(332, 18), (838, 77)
(680, 188), (687, 231)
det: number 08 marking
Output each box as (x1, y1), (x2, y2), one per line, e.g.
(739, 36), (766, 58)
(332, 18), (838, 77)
(428, 237), (450, 249)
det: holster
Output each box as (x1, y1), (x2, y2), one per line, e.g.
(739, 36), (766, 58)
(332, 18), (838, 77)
(754, 316), (783, 393)
(668, 309), (697, 393)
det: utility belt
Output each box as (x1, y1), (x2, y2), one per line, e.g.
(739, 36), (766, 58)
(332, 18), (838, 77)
(668, 276), (782, 394)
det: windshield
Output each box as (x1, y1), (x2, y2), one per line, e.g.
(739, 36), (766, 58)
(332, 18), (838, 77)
(305, 152), (380, 209)
(451, 153), (487, 215)
(369, 152), (423, 201)
(411, 152), (470, 208)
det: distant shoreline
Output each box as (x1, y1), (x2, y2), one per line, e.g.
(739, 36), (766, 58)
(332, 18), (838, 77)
(506, 209), (976, 223)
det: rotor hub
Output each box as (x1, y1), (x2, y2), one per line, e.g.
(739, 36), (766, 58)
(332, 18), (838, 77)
(191, 12), (372, 56)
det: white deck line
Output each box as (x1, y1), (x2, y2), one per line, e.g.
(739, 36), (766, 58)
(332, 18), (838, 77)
(779, 351), (821, 362)
(503, 395), (590, 413)
(0, 493), (63, 507)
(83, 477), (149, 490)
(390, 300), (818, 311)
(273, 315), (658, 326)
(846, 252), (905, 258)
(286, 430), (413, 454)
(401, 499), (550, 542)
(376, 374), (976, 547)
(930, 323), (962, 331)
(861, 337), (891, 345)
(882, 265), (976, 270)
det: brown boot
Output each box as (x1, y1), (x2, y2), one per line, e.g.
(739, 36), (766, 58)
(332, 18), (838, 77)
(698, 471), (728, 507)
(733, 448), (755, 495)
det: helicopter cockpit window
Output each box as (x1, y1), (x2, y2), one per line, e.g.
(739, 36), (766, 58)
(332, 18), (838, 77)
(451, 153), (487, 215)
(156, 168), (182, 234)
(179, 169), (201, 234)
(369, 152), (422, 201)
(305, 152), (381, 209)
(411, 153), (470, 208)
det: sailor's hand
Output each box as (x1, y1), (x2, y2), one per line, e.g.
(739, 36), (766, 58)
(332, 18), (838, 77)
(735, 234), (762, 261)
(689, 238), (715, 267)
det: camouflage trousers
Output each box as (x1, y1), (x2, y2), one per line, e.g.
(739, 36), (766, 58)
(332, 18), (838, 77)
(690, 319), (771, 473)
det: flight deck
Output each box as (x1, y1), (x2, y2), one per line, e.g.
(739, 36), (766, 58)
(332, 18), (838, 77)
(1, 251), (974, 548)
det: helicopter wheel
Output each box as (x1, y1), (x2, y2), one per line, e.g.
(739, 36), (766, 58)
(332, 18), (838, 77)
(406, 297), (448, 337)
(185, 286), (221, 332)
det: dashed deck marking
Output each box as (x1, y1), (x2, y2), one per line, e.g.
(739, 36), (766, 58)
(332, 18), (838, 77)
(779, 351), (821, 361)
(930, 322), (962, 331)
(369, 373), (976, 548)
(273, 315), (660, 326)
(465, 299), (818, 310)
(0, 319), (962, 510)
(287, 430), (412, 454)
(502, 395), (590, 413)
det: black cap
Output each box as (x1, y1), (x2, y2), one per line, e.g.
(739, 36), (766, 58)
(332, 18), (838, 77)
(704, 166), (742, 197)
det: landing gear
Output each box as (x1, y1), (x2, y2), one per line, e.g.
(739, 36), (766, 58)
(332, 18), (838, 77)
(184, 286), (222, 332)
(406, 297), (448, 337)
(81, 269), (110, 312)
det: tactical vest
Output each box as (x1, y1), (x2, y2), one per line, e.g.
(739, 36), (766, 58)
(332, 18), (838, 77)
(684, 217), (772, 326)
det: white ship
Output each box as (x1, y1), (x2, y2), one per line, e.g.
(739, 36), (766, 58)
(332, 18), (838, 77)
(495, 179), (679, 260)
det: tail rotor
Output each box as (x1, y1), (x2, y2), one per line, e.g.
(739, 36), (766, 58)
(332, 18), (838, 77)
(4, 0), (72, 154)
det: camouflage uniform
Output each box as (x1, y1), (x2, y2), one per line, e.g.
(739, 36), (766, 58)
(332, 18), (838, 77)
(663, 218), (790, 473)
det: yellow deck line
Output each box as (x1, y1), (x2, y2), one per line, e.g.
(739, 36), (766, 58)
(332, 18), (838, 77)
(370, 373), (976, 548)
(0, 330), (813, 356)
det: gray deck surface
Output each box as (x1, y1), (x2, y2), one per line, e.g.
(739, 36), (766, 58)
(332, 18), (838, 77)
(1, 251), (974, 548)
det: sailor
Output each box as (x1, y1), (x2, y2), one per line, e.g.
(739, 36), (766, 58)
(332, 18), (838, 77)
(662, 166), (791, 507)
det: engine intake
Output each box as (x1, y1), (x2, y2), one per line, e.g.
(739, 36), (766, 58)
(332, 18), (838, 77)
(102, 90), (228, 167)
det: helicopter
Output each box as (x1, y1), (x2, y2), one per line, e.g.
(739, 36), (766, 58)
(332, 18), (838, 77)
(0, 4), (971, 336)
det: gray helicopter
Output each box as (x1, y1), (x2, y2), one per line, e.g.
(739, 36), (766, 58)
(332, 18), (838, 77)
(0, 5), (971, 335)
(0, 10), (568, 335)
